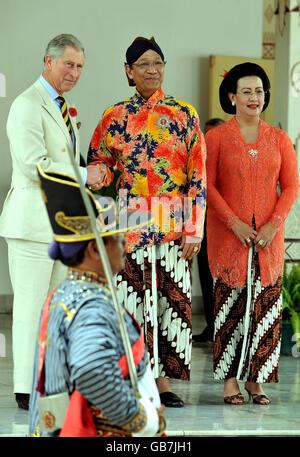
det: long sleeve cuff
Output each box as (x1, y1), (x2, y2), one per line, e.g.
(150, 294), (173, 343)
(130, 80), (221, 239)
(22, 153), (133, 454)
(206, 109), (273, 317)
(80, 167), (87, 184)
(269, 214), (283, 230)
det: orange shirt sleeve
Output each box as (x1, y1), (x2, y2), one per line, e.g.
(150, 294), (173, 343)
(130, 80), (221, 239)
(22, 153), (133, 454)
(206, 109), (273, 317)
(183, 115), (207, 238)
(87, 113), (116, 187)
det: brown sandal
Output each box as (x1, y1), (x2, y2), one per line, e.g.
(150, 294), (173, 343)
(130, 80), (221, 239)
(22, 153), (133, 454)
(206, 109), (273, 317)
(245, 388), (271, 405)
(224, 392), (244, 404)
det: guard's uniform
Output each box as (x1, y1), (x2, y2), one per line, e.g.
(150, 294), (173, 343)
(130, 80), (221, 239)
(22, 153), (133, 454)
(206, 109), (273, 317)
(29, 268), (163, 437)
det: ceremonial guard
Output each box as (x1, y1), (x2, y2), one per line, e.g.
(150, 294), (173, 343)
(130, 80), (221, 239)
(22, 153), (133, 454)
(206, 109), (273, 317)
(28, 164), (165, 437)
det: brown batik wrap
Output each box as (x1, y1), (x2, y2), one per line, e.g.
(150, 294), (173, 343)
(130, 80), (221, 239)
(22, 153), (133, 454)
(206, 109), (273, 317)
(213, 249), (282, 383)
(116, 239), (192, 380)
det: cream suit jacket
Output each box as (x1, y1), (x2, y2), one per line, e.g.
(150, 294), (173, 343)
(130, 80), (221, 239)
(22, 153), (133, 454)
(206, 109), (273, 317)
(0, 79), (82, 243)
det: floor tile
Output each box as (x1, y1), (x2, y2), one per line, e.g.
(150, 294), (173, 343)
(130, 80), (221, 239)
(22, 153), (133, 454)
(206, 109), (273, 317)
(1, 313), (299, 437)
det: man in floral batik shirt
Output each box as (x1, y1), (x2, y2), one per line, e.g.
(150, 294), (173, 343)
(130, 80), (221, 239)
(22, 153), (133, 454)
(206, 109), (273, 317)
(87, 36), (206, 408)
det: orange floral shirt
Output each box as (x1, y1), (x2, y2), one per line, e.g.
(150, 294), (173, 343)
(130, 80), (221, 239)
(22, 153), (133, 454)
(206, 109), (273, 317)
(206, 117), (299, 288)
(88, 88), (206, 252)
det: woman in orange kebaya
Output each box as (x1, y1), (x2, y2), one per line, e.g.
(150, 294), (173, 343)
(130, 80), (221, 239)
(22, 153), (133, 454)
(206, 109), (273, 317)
(206, 63), (299, 405)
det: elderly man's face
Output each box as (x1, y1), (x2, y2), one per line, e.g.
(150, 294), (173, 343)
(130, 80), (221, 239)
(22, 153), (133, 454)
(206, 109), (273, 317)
(126, 49), (165, 99)
(44, 46), (84, 94)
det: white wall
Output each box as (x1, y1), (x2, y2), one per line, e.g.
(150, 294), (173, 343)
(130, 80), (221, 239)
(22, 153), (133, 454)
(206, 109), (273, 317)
(273, 6), (300, 145)
(0, 0), (263, 299)
(273, 7), (300, 266)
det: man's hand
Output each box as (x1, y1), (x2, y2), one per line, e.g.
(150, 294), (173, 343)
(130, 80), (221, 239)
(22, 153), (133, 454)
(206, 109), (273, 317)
(180, 235), (202, 260)
(86, 164), (106, 190)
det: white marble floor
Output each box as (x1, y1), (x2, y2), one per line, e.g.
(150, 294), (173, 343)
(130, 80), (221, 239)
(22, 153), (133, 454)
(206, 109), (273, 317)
(0, 313), (300, 437)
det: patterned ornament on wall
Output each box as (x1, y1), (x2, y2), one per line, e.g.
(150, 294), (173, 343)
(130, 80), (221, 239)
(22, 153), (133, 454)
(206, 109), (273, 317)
(291, 61), (300, 97)
(263, 0), (276, 59)
(274, 0), (300, 36)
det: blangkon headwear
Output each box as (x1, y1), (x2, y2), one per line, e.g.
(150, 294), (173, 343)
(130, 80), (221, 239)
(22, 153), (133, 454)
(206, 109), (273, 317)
(126, 36), (164, 66)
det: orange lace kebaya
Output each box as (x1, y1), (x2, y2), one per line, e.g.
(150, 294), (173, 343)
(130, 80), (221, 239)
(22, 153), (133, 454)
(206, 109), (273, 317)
(206, 117), (299, 288)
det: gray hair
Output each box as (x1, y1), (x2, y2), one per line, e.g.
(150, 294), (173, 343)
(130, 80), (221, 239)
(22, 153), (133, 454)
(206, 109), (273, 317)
(44, 34), (84, 62)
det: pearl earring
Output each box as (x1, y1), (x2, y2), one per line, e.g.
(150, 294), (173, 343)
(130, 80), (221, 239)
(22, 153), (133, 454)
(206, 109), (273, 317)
(232, 101), (235, 106)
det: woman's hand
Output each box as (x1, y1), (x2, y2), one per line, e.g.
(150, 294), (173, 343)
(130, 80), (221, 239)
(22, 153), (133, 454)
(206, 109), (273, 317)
(180, 235), (202, 260)
(231, 220), (257, 248)
(254, 222), (277, 249)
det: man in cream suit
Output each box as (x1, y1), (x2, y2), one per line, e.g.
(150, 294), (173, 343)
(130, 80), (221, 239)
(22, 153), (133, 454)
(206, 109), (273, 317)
(0, 34), (103, 409)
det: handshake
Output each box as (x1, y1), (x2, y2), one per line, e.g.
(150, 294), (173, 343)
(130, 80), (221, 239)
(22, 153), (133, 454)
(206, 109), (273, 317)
(86, 164), (107, 191)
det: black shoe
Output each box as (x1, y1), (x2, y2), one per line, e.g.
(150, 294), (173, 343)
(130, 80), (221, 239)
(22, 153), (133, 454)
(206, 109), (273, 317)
(15, 393), (30, 410)
(160, 391), (184, 408)
(192, 326), (213, 343)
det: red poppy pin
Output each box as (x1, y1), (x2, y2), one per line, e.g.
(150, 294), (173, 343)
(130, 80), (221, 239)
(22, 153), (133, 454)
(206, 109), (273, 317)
(69, 107), (77, 117)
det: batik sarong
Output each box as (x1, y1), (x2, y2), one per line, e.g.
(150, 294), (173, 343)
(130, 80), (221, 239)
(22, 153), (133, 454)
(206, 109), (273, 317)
(116, 239), (192, 380)
(213, 246), (282, 383)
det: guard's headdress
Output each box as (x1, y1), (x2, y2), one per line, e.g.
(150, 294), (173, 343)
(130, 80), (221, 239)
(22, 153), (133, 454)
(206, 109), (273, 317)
(36, 164), (151, 260)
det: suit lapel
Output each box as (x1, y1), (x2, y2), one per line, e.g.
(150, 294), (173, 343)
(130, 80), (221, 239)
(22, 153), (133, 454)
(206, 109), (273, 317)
(34, 80), (74, 146)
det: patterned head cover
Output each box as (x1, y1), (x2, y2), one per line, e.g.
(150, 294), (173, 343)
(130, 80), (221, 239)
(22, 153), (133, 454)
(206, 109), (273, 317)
(126, 36), (165, 65)
(219, 62), (271, 114)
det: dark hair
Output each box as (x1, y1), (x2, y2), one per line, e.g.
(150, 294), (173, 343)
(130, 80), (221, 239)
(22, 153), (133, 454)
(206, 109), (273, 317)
(125, 64), (136, 87)
(60, 237), (109, 267)
(60, 243), (87, 267)
(205, 118), (225, 128)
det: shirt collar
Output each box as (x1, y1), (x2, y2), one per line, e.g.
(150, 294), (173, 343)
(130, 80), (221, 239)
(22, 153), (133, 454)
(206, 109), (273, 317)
(39, 74), (60, 101)
(134, 87), (165, 108)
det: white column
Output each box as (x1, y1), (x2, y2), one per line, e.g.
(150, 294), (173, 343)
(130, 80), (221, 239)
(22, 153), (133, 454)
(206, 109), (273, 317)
(273, 0), (300, 262)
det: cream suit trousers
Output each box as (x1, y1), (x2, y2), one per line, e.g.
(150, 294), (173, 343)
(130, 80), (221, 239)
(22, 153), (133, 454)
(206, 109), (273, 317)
(6, 238), (67, 393)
